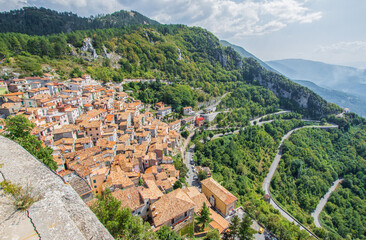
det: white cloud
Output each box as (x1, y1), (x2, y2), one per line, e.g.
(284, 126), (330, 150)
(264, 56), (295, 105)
(0, 0), (322, 36)
(0, 0), (29, 11)
(115, 0), (322, 37)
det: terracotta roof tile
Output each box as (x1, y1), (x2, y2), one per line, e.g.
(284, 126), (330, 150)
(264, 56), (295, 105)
(201, 178), (237, 205)
(112, 187), (144, 211)
(150, 189), (195, 227)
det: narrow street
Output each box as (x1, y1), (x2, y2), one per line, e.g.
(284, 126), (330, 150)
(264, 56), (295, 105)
(185, 145), (200, 187)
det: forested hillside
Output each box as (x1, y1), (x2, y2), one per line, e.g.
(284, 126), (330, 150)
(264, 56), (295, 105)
(271, 114), (366, 239)
(193, 119), (316, 240)
(0, 12), (340, 117)
(220, 40), (277, 72)
(0, 7), (159, 35)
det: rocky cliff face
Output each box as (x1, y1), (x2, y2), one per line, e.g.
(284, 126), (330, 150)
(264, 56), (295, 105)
(257, 73), (309, 108)
(256, 70), (335, 117)
(81, 38), (98, 59)
(0, 136), (113, 240)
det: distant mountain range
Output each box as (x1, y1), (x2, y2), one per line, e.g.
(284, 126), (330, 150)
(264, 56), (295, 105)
(294, 80), (366, 116)
(266, 59), (366, 98)
(220, 40), (278, 73)
(266, 59), (366, 116)
(0, 7), (159, 35)
(219, 42), (366, 115)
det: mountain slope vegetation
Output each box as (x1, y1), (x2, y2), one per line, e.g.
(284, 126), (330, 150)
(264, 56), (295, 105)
(0, 14), (340, 117)
(220, 40), (277, 73)
(271, 114), (366, 239)
(0, 7), (159, 35)
(193, 119), (316, 240)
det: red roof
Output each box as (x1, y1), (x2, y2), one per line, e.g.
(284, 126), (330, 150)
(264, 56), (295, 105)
(197, 117), (204, 121)
(106, 114), (114, 122)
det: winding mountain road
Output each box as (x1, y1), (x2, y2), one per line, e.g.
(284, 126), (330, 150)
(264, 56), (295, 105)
(262, 124), (338, 237)
(208, 110), (291, 140)
(311, 178), (343, 228)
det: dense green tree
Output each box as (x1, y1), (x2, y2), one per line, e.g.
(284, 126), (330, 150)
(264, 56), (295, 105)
(173, 179), (182, 190)
(238, 215), (255, 240)
(181, 130), (189, 139)
(4, 115), (35, 139)
(196, 202), (212, 232)
(204, 229), (221, 240)
(198, 170), (208, 181)
(70, 67), (83, 78)
(173, 156), (188, 178)
(3, 115), (57, 170)
(91, 189), (157, 239)
(156, 225), (183, 240)
(224, 215), (240, 240)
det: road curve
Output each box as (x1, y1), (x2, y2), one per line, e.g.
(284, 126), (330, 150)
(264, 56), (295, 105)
(208, 111), (291, 140)
(311, 179), (343, 228)
(250, 110), (290, 125)
(262, 124), (338, 238)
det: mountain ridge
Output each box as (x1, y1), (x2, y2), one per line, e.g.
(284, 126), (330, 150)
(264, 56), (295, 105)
(220, 40), (278, 73)
(0, 7), (159, 35)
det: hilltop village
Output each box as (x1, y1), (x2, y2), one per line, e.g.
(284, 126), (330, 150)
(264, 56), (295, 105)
(0, 75), (239, 235)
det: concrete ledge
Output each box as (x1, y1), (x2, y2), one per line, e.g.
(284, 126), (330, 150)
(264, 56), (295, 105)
(0, 136), (114, 240)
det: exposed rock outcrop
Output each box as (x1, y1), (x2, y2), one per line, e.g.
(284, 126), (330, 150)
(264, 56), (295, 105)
(0, 136), (113, 240)
(81, 38), (98, 59)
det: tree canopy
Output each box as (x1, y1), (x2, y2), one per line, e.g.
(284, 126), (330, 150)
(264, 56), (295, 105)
(3, 115), (57, 170)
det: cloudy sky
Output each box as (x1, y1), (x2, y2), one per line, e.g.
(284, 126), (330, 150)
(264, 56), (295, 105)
(1, 0), (365, 68)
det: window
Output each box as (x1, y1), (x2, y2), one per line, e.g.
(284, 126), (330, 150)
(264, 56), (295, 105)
(94, 186), (97, 188)
(93, 180), (96, 183)
(138, 212), (141, 215)
(185, 212), (187, 217)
